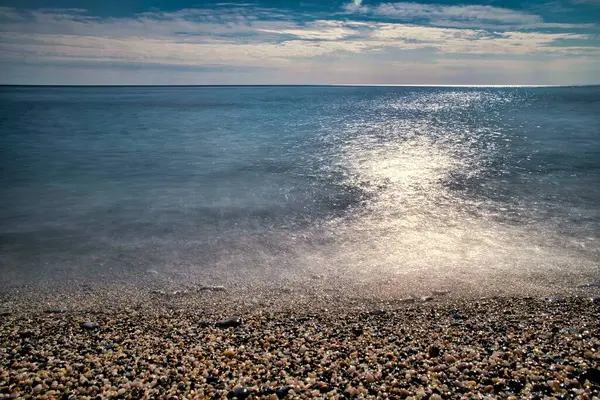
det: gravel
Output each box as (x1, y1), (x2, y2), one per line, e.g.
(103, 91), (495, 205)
(1, 283), (599, 399)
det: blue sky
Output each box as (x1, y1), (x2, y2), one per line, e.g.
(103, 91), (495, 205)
(1, 0), (599, 85)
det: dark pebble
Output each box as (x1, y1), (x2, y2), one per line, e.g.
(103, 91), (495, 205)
(229, 386), (250, 399)
(216, 316), (243, 328)
(81, 322), (99, 330)
(428, 344), (441, 358)
(261, 386), (274, 394)
(531, 383), (553, 395)
(351, 326), (364, 336)
(45, 308), (68, 314)
(507, 379), (525, 393)
(276, 386), (292, 398)
(198, 285), (227, 292)
(578, 282), (600, 288)
(582, 368), (600, 385)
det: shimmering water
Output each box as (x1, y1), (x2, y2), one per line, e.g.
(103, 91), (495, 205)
(1, 86), (599, 292)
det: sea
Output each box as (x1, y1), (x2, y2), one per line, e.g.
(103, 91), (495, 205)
(1, 86), (599, 295)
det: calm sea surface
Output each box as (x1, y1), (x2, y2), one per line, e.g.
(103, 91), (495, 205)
(1, 86), (599, 290)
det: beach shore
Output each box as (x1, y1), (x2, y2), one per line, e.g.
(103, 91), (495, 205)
(1, 283), (599, 399)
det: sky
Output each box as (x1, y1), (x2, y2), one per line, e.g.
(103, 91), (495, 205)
(0, 0), (599, 85)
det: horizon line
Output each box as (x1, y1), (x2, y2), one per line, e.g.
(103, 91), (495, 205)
(1, 84), (599, 88)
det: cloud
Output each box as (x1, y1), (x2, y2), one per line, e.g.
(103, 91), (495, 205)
(374, 3), (541, 25)
(572, 0), (600, 5)
(0, 5), (599, 85)
(343, 1), (597, 29)
(0, 7), (597, 66)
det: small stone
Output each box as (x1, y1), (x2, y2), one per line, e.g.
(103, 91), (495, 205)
(548, 380), (561, 391)
(364, 372), (375, 383)
(216, 316), (243, 328)
(81, 322), (99, 330)
(578, 282), (600, 288)
(430, 395), (443, 400)
(398, 389), (411, 398)
(584, 350), (597, 359)
(428, 345), (441, 358)
(198, 285), (227, 292)
(230, 386), (250, 399)
(421, 296), (434, 302)
(44, 308), (68, 314)
(276, 386), (292, 398)
(32, 384), (43, 394)
(444, 354), (457, 363)
(223, 349), (236, 357)
(566, 378), (580, 389)
(451, 310), (465, 320)
(582, 368), (600, 384)
(399, 297), (416, 303)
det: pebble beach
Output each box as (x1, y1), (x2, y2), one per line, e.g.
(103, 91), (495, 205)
(1, 282), (600, 399)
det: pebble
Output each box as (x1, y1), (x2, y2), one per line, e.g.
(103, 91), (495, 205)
(444, 354), (457, 363)
(1, 292), (599, 399)
(223, 349), (236, 357)
(81, 322), (99, 330)
(276, 386), (292, 398)
(230, 386), (250, 399)
(198, 285), (227, 292)
(577, 282), (600, 288)
(44, 308), (68, 314)
(216, 316), (243, 328)
(428, 344), (441, 358)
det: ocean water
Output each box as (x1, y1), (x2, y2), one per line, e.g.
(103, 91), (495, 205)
(1, 86), (599, 294)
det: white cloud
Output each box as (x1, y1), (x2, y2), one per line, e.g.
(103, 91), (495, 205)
(374, 3), (541, 25)
(0, 6), (599, 84)
(572, 0), (600, 5)
(343, 1), (596, 29)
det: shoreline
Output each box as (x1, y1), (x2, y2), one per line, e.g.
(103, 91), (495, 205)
(1, 284), (600, 399)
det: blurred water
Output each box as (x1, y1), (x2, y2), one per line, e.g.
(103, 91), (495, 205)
(1, 86), (599, 291)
